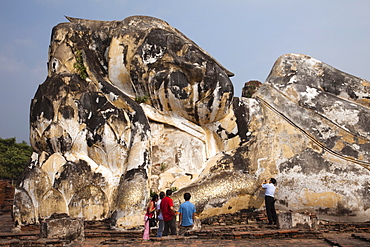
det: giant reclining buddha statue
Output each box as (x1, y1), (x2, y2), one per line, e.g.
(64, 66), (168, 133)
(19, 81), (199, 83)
(13, 16), (370, 228)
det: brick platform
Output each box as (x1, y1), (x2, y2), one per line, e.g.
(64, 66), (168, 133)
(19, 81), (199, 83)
(1, 213), (370, 246)
(0, 181), (14, 215)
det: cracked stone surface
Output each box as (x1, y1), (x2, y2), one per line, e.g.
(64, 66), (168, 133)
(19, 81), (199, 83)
(13, 16), (370, 229)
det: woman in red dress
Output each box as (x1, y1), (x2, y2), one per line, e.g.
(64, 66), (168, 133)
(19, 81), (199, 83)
(143, 194), (158, 240)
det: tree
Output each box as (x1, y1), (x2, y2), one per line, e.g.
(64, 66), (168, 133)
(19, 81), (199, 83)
(0, 138), (33, 181)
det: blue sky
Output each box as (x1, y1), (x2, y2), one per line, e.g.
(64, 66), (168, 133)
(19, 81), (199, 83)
(1, 0), (369, 143)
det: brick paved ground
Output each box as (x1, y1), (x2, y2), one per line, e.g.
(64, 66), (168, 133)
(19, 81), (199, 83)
(1, 214), (370, 246)
(323, 232), (370, 247)
(79, 237), (332, 247)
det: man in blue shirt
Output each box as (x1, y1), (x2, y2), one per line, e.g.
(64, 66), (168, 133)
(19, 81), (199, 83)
(262, 178), (278, 225)
(178, 192), (196, 235)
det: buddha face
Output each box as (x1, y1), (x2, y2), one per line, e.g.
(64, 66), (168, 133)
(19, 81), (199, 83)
(134, 28), (234, 124)
(47, 16), (234, 126)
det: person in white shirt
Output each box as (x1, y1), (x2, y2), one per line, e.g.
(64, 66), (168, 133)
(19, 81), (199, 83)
(261, 178), (277, 225)
(156, 191), (165, 237)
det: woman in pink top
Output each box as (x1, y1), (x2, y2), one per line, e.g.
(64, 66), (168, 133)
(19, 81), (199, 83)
(143, 194), (158, 240)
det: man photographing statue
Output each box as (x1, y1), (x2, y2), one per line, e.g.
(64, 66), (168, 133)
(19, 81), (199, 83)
(262, 178), (278, 225)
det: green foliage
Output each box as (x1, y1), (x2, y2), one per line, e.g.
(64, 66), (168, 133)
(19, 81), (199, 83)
(73, 50), (88, 80)
(150, 191), (158, 198)
(0, 138), (33, 180)
(160, 162), (167, 171)
(170, 187), (178, 192)
(134, 95), (149, 104)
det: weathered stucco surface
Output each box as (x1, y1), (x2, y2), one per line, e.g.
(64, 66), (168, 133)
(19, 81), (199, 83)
(255, 54), (370, 216)
(13, 16), (370, 228)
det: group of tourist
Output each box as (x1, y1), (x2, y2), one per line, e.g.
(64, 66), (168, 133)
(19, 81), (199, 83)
(143, 177), (277, 240)
(143, 189), (196, 240)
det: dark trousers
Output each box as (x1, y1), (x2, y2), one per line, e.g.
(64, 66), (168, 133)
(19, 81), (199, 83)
(265, 196), (277, 224)
(163, 217), (177, 235)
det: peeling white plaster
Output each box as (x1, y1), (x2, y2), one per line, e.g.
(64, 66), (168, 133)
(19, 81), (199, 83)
(108, 92), (118, 102)
(323, 101), (359, 127)
(142, 43), (165, 64)
(300, 86), (319, 107)
(288, 75), (298, 84)
(89, 43), (97, 51)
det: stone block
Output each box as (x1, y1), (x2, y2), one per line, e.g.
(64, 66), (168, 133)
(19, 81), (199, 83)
(40, 215), (84, 242)
(278, 212), (318, 230)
